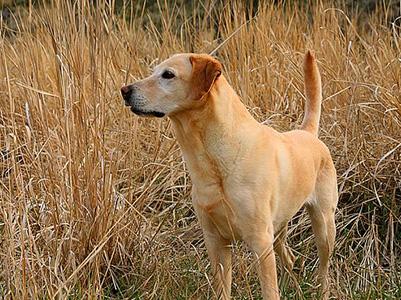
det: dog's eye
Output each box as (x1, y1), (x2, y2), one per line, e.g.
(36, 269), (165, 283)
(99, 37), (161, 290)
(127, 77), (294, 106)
(161, 70), (175, 79)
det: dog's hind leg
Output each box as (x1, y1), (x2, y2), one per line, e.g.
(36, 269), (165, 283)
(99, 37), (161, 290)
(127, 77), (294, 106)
(306, 165), (337, 299)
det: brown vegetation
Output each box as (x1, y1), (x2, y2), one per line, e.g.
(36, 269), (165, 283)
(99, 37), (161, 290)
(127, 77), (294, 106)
(0, 1), (400, 299)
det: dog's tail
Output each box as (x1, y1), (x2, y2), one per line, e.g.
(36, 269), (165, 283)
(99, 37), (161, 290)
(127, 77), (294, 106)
(301, 50), (322, 136)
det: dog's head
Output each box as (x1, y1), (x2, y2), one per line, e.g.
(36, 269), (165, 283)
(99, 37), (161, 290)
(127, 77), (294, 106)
(121, 53), (222, 117)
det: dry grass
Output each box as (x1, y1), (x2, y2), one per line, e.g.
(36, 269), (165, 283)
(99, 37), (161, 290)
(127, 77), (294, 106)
(0, 0), (400, 299)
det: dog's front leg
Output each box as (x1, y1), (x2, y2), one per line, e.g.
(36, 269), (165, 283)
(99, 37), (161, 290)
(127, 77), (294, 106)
(202, 228), (232, 300)
(192, 191), (232, 299)
(246, 230), (280, 300)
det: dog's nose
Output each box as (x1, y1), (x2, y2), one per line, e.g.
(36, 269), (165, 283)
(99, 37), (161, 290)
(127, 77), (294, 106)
(121, 85), (132, 105)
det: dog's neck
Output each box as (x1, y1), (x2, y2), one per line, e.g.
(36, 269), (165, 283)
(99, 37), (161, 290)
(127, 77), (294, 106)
(169, 76), (258, 183)
(171, 75), (255, 126)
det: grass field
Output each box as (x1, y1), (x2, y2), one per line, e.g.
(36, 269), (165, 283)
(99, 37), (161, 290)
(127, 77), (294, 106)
(0, 0), (400, 299)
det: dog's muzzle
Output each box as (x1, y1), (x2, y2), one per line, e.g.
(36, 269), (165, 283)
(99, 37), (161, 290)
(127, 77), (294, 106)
(120, 85), (165, 118)
(121, 85), (133, 106)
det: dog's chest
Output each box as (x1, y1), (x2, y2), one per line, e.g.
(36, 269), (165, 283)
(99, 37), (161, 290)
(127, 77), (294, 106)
(179, 133), (249, 240)
(192, 184), (242, 240)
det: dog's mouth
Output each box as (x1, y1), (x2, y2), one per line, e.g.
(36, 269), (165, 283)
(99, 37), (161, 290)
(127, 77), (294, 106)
(130, 106), (165, 118)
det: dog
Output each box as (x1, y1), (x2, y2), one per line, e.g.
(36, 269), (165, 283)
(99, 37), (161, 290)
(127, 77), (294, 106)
(121, 51), (338, 299)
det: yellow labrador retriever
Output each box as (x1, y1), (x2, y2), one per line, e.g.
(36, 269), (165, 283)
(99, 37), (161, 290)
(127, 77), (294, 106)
(121, 51), (338, 299)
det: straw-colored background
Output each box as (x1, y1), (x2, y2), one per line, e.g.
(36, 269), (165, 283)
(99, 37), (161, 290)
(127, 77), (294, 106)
(1, 1), (400, 298)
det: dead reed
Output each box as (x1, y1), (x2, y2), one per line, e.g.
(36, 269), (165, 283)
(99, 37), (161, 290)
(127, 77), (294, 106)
(0, 0), (400, 299)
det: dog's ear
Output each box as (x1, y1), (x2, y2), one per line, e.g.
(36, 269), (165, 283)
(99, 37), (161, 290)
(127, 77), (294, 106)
(189, 54), (222, 100)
